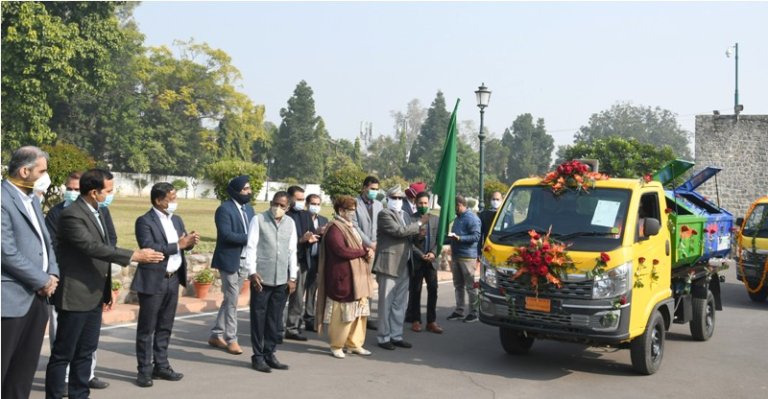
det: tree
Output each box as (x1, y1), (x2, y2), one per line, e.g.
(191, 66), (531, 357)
(272, 80), (328, 181)
(483, 138), (510, 183)
(40, 143), (95, 209)
(404, 91), (453, 184)
(558, 136), (677, 178)
(484, 179), (509, 209)
(503, 114), (554, 183)
(574, 102), (691, 158)
(390, 98), (426, 153)
(456, 139), (480, 197)
(321, 161), (367, 201)
(205, 159), (265, 202)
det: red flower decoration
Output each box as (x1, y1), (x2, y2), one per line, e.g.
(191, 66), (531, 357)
(643, 174), (652, 183)
(472, 281), (480, 289)
(619, 295), (627, 305)
(600, 252), (610, 263)
(638, 257), (646, 264)
(652, 259), (659, 266)
(507, 228), (573, 292)
(664, 207), (673, 214)
(541, 160), (609, 195)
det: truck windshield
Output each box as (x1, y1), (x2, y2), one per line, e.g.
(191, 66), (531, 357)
(490, 186), (631, 251)
(743, 204), (768, 238)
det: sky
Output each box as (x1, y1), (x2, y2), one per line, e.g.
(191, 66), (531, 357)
(133, 1), (768, 151)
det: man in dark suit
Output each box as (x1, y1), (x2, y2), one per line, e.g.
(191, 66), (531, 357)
(45, 170), (115, 391)
(372, 185), (428, 350)
(2, 146), (60, 399)
(45, 168), (164, 399)
(284, 185), (317, 341)
(208, 175), (255, 355)
(406, 192), (444, 334)
(302, 193), (328, 331)
(132, 182), (200, 388)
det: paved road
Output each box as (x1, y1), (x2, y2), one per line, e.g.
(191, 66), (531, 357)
(31, 266), (767, 399)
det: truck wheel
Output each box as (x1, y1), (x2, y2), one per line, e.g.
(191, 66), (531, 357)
(690, 290), (716, 341)
(630, 311), (665, 375)
(499, 327), (534, 355)
(747, 286), (768, 302)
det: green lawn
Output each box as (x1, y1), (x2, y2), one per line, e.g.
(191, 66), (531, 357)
(108, 197), (333, 254)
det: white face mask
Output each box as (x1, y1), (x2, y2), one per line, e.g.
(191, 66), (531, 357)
(33, 172), (51, 195)
(293, 201), (305, 211)
(388, 198), (403, 212)
(490, 199), (502, 210)
(308, 204), (321, 215)
(271, 205), (286, 219)
(166, 202), (178, 214)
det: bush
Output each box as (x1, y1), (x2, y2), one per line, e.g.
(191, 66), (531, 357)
(111, 280), (122, 291)
(172, 178), (188, 191)
(205, 159), (266, 202)
(321, 163), (367, 201)
(194, 268), (215, 284)
(380, 176), (410, 193)
(484, 179), (509, 208)
(40, 143), (95, 209)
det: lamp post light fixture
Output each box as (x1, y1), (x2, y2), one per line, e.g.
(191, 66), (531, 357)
(475, 82), (491, 210)
(264, 158), (275, 201)
(725, 42), (742, 115)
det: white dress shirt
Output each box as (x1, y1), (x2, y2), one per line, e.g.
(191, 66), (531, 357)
(153, 207), (182, 273)
(11, 183), (48, 272)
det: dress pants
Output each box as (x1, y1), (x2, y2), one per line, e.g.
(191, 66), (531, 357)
(49, 306), (98, 383)
(250, 284), (288, 362)
(376, 272), (410, 344)
(136, 273), (180, 375)
(2, 295), (48, 399)
(406, 260), (439, 324)
(285, 266), (307, 335)
(451, 258), (478, 316)
(211, 264), (247, 344)
(303, 255), (320, 327)
(46, 305), (103, 399)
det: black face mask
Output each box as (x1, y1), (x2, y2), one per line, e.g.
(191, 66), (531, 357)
(232, 192), (253, 205)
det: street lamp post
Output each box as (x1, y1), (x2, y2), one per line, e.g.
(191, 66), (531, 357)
(726, 42), (741, 115)
(264, 158), (275, 201)
(475, 83), (491, 210)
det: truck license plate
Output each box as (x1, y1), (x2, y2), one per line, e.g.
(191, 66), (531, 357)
(525, 297), (551, 313)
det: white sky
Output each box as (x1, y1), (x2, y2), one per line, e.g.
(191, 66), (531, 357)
(133, 1), (768, 150)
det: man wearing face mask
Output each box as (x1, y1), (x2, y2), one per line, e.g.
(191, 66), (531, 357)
(446, 195), (482, 324)
(284, 185), (314, 341)
(478, 191), (504, 258)
(45, 171), (116, 392)
(403, 182), (426, 217)
(354, 176), (383, 330)
(208, 175), (255, 355)
(302, 194), (328, 331)
(46, 168), (164, 399)
(406, 191), (444, 334)
(244, 191), (298, 373)
(373, 185), (429, 350)
(132, 183), (200, 388)
(2, 146), (60, 399)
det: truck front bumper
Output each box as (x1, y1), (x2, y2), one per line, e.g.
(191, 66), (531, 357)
(479, 288), (630, 345)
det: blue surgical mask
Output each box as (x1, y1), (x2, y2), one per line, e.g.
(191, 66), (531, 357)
(308, 204), (321, 215)
(63, 190), (79, 207)
(367, 189), (378, 201)
(98, 193), (114, 208)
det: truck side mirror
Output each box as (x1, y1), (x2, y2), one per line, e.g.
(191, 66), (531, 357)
(735, 217), (744, 227)
(644, 218), (661, 237)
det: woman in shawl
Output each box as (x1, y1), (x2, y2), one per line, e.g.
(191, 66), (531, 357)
(315, 195), (375, 358)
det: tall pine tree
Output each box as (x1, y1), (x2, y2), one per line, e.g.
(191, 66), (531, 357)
(503, 113), (554, 183)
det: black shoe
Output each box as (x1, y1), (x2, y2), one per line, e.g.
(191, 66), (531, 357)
(276, 336), (284, 344)
(304, 323), (316, 332)
(366, 319), (378, 330)
(284, 332), (308, 341)
(447, 312), (464, 321)
(136, 374), (153, 388)
(252, 360), (272, 373)
(463, 314), (479, 323)
(88, 377), (109, 389)
(377, 341), (396, 350)
(152, 367), (184, 381)
(265, 356), (289, 370)
(391, 340), (412, 348)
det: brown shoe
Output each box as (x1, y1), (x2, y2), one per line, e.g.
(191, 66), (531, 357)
(226, 341), (243, 355)
(411, 321), (422, 332)
(208, 337), (227, 349)
(426, 322), (444, 334)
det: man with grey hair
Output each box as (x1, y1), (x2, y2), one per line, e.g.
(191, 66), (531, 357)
(2, 145), (60, 399)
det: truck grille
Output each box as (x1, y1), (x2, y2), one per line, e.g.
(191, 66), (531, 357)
(498, 275), (594, 300)
(495, 303), (603, 329)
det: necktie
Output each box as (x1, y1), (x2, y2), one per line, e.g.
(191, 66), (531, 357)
(240, 207), (249, 231)
(94, 211), (106, 240)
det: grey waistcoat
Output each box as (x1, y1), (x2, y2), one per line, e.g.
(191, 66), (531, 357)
(256, 213), (294, 286)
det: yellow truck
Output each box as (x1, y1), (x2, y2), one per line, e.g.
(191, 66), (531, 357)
(479, 160), (731, 375)
(735, 196), (768, 302)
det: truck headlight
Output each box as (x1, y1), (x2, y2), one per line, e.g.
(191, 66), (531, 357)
(592, 262), (631, 299)
(480, 256), (498, 288)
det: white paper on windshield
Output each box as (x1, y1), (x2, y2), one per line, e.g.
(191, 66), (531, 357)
(591, 200), (621, 227)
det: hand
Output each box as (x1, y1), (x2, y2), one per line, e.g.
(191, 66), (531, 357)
(448, 232), (460, 241)
(420, 214), (430, 224)
(179, 232), (197, 250)
(423, 252), (436, 262)
(249, 273), (263, 293)
(132, 248), (165, 264)
(365, 248), (375, 261)
(369, 242), (377, 252)
(301, 231), (318, 244)
(38, 275), (59, 297)
(287, 279), (297, 294)
(317, 225), (328, 235)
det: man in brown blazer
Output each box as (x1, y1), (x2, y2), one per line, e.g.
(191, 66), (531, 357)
(45, 169), (163, 399)
(372, 185), (428, 350)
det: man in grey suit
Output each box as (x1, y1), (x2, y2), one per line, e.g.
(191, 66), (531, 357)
(373, 185), (428, 350)
(353, 176), (383, 329)
(406, 191), (444, 334)
(1, 146), (60, 399)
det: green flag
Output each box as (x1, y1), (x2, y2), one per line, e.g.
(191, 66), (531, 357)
(432, 99), (459, 258)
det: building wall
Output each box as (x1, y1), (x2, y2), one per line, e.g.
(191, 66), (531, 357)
(694, 115), (768, 218)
